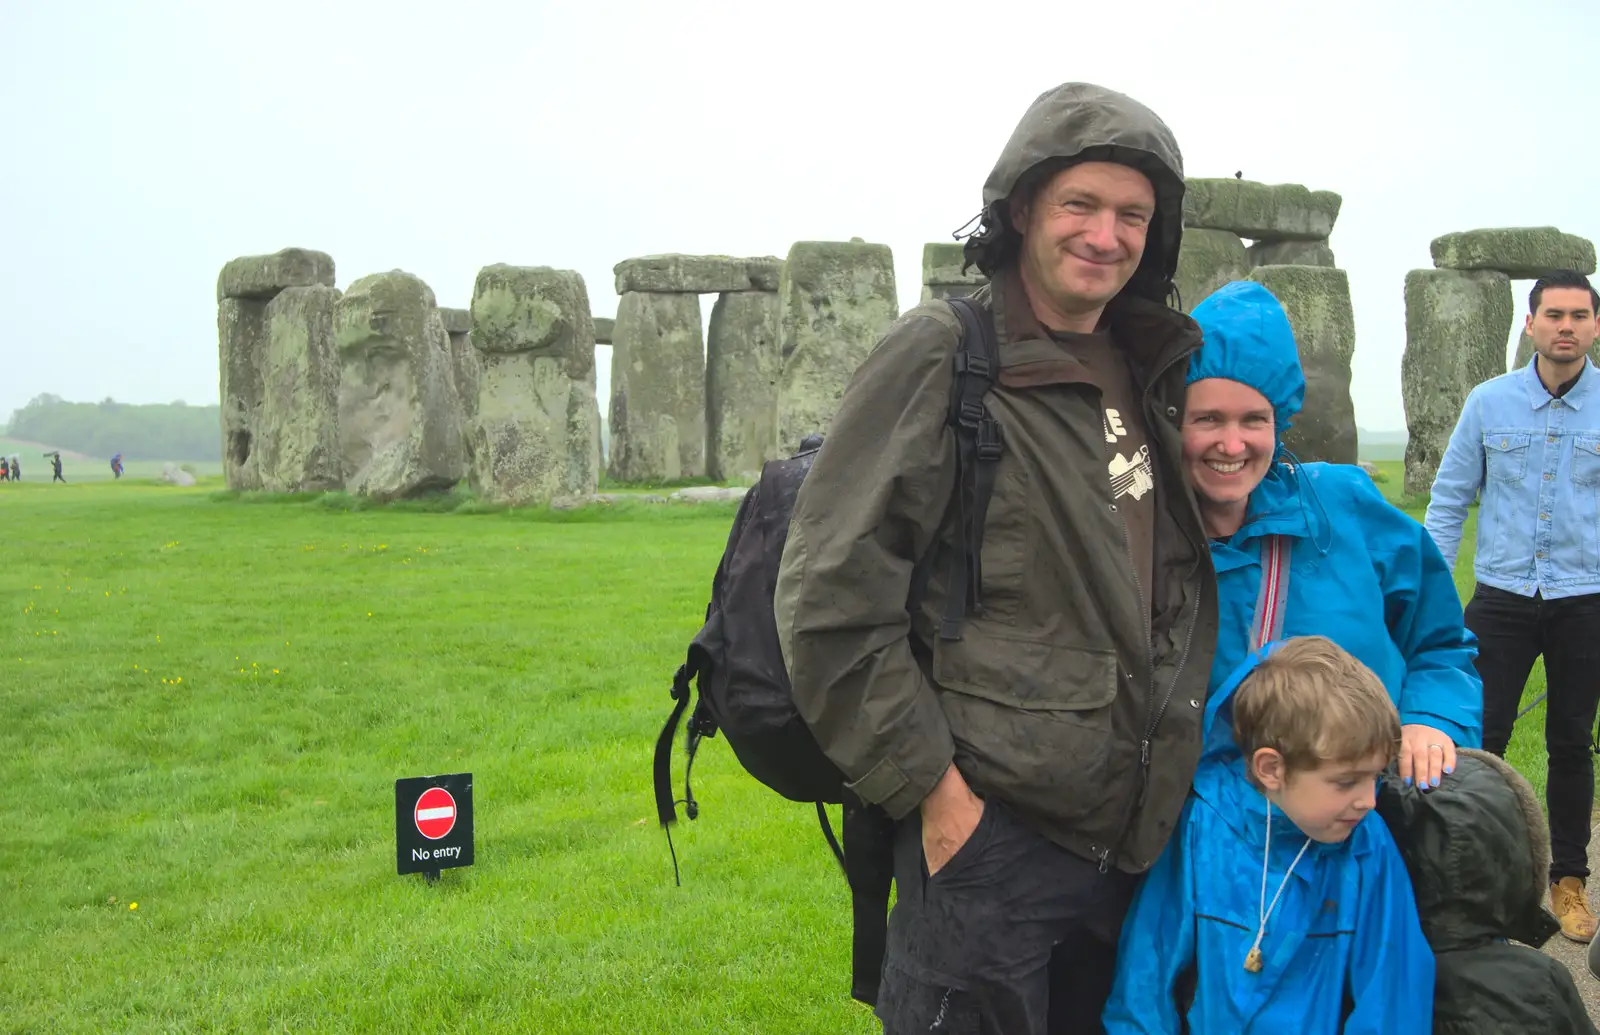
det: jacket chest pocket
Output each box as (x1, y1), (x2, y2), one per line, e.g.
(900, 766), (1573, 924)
(1572, 436), (1600, 486)
(1483, 433), (1531, 483)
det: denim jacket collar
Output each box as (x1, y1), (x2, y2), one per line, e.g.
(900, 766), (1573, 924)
(1522, 356), (1599, 412)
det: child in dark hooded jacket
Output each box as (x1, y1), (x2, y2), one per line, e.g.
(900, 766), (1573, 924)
(1378, 747), (1597, 1034)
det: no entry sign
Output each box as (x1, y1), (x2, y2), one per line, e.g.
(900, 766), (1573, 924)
(414, 787), (457, 839)
(395, 773), (473, 877)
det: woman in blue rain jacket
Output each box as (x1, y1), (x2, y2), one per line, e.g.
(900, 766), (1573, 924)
(1176, 280), (1482, 785)
(1102, 644), (1436, 1032)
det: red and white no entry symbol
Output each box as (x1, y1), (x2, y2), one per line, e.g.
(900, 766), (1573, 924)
(414, 787), (457, 840)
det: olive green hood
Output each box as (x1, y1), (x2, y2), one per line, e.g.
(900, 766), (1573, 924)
(965, 82), (1186, 306)
(1376, 748), (1561, 951)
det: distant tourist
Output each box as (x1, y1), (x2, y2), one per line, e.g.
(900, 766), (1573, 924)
(9, 455), (19, 481)
(110, 453), (123, 479)
(46, 451), (64, 483)
(0, 456), (9, 482)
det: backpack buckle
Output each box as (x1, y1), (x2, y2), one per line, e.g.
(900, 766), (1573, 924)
(976, 418), (1004, 461)
(957, 399), (986, 428)
(953, 352), (991, 379)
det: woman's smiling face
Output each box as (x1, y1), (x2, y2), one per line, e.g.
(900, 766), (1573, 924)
(1182, 378), (1276, 526)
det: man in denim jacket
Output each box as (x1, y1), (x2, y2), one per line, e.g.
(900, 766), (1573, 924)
(1425, 269), (1600, 942)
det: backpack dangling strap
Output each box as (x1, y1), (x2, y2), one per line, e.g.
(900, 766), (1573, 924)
(939, 296), (1004, 641)
(1250, 535), (1291, 651)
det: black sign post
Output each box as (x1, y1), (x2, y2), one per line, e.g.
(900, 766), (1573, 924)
(395, 772), (474, 881)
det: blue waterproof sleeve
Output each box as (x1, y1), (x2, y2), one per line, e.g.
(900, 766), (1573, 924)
(1422, 389), (1485, 574)
(1341, 826), (1436, 1033)
(1348, 471), (1483, 748)
(1102, 801), (1197, 1034)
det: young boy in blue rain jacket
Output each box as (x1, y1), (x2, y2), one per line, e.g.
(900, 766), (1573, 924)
(1102, 635), (1434, 1033)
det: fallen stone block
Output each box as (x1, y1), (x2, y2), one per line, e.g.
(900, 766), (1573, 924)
(669, 485), (751, 502)
(1175, 229), (1251, 312)
(1430, 227), (1597, 280)
(1247, 266), (1357, 464)
(614, 254), (784, 295)
(776, 240), (898, 454)
(161, 462), (198, 487)
(1402, 269), (1514, 494)
(1183, 179), (1341, 242)
(217, 248), (336, 302)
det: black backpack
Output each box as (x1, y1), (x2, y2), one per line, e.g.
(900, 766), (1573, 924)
(652, 296), (1003, 1007)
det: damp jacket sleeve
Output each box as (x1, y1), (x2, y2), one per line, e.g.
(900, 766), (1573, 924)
(773, 310), (960, 821)
(1101, 799), (1195, 1033)
(1342, 827), (1435, 1033)
(1355, 471), (1484, 748)
(1422, 388), (1485, 574)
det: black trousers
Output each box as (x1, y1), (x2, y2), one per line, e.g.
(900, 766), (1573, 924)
(1466, 584), (1600, 883)
(874, 798), (1137, 1035)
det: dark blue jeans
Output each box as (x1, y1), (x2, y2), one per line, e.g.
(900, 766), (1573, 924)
(1466, 584), (1600, 883)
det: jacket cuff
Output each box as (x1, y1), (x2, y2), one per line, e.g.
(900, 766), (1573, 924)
(1399, 711), (1480, 751)
(847, 745), (955, 821)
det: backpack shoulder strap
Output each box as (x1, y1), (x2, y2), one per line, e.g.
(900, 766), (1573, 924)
(1249, 534), (1291, 651)
(939, 296), (1004, 641)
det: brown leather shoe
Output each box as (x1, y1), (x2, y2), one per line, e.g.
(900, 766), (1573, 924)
(1552, 877), (1599, 942)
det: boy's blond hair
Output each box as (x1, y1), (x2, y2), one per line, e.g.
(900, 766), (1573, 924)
(1232, 635), (1401, 774)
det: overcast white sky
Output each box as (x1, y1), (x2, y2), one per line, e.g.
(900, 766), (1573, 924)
(3, 0), (1596, 433)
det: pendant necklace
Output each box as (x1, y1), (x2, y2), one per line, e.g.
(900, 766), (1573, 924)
(1245, 806), (1312, 974)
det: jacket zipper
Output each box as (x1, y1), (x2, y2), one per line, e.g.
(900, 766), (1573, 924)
(1098, 339), (1205, 874)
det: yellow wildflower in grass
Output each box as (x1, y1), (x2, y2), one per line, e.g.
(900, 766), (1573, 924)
(129, 903), (137, 911)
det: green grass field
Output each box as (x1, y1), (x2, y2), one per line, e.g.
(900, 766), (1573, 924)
(0, 461), (1558, 1032)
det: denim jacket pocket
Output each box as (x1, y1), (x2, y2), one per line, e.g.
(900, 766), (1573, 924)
(1483, 432), (1531, 483)
(1572, 435), (1600, 487)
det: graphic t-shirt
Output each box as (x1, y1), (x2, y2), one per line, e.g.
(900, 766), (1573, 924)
(1049, 328), (1155, 614)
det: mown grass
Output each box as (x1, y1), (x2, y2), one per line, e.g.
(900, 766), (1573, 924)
(0, 461), (1559, 1032)
(1, 477), (873, 1033)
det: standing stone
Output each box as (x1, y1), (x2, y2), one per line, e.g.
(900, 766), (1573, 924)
(1514, 329), (1536, 370)
(1174, 229), (1250, 312)
(1430, 227), (1597, 280)
(593, 317), (615, 345)
(707, 291), (781, 482)
(216, 247), (338, 492)
(333, 271), (467, 500)
(467, 265), (601, 504)
(776, 240), (898, 454)
(1402, 269), (1514, 495)
(1183, 179), (1342, 242)
(256, 285), (343, 491)
(1247, 266), (1357, 464)
(1248, 240), (1336, 268)
(217, 298), (266, 490)
(922, 242), (987, 301)
(608, 292), (705, 483)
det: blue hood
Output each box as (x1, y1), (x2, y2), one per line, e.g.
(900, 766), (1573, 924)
(1187, 280), (1306, 443)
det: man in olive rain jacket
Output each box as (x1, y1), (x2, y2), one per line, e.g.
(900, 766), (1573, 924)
(774, 83), (1219, 1034)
